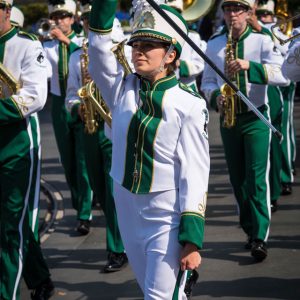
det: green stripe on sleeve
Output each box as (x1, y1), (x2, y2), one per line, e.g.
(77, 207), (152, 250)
(179, 214), (205, 249)
(89, 0), (118, 31)
(210, 89), (221, 111)
(179, 60), (190, 78)
(0, 97), (23, 123)
(248, 61), (268, 84)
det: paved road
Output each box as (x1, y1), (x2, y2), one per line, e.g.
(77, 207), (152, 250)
(21, 98), (300, 300)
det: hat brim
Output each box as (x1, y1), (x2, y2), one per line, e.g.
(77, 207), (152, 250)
(222, 1), (250, 9)
(127, 36), (171, 46)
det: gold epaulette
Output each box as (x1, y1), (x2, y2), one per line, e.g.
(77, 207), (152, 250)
(18, 31), (38, 41)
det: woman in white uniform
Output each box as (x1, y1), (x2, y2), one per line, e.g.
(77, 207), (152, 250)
(88, 0), (210, 299)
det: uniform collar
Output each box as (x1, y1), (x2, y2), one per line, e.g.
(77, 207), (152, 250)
(224, 25), (252, 42)
(0, 26), (17, 44)
(66, 30), (76, 39)
(140, 72), (178, 92)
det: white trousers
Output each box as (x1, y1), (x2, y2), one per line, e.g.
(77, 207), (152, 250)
(114, 182), (188, 300)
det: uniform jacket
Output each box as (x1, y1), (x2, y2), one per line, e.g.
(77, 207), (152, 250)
(176, 30), (207, 89)
(201, 25), (289, 112)
(0, 26), (47, 124)
(43, 31), (83, 97)
(282, 27), (300, 82)
(88, 0), (210, 248)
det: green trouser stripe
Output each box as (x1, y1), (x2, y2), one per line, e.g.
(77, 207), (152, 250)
(281, 84), (295, 183)
(220, 107), (271, 240)
(172, 270), (184, 300)
(51, 94), (92, 220)
(83, 122), (124, 253)
(268, 86), (283, 202)
(28, 114), (41, 241)
(236, 39), (248, 113)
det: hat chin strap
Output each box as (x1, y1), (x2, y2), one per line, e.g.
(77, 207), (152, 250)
(158, 43), (175, 72)
(143, 43), (175, 81)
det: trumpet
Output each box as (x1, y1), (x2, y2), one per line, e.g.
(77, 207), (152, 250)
(37, 18), (57, 40)
(271, 14), (300, 45)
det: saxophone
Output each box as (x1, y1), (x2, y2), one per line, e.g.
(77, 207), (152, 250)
(0, 62), (20, 98)
(78, 39), (99, 134)
(78, 39), (132, 128)
(220, 25), (236, 128)
(111, 39), (133, 77)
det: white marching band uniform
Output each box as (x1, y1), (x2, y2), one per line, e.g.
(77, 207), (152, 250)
(202, 27), (289, 107)
(43, 34), (83, 96)
(176, 30), (207, 89)
(282, 27), (300, 82)
(88, 1), (210, 298)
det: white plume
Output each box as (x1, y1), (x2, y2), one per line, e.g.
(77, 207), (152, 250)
(132, 0), (165, 13)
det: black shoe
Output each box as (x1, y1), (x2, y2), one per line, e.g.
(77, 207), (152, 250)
(281, 183), (292, 195)
(244, 236), (253, 250)
(251, 240), (268, 262)
(31, 278), (55, 300)
(271, 201), (278, 213)
(77, 220), (90, 235)
(104, 252), (128, 273)
(184, 269), (199, 299)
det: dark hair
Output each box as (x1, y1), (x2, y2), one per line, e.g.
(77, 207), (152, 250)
(162, 44), (180, 74)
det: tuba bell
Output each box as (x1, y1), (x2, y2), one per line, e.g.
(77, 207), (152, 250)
(182, 0), (215, 22)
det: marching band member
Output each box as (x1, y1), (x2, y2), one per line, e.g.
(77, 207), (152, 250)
(10, 5), (42, 239)
(88, 0), (210, 298)
(166, 0), (207, 91)
(201, 0), (289, 261)
(255, 0), (296, 198)
(65, 0), (128, 273)
(0, 0), (54, 299)
(282, 27), (300, 82)
(43, 0), (93, 234)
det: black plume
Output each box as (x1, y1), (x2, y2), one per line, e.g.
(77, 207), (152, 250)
(48, 0), (65, 5)
(79, 0), (92, 5)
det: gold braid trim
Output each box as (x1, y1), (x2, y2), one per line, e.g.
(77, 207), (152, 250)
(89, 26), (112, 34)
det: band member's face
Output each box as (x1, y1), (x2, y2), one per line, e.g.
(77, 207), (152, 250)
(223, 5), (250, 30)
(51, 13), (74, 34)
(131, 41), (173, 77)
(257, 13), (273, 24)
(0, 4), (11, 35)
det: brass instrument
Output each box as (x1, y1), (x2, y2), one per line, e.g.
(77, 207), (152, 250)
(274, 0), (293, 37)
(78, 80), (112, 128)
(0, 62), (20, 98)
(182, 0), (215, 22)
(37, 19), (57, 40)
(78, 39), (133, 128)
(78, 39), (99, 134)
(271, 14), (300, 45)
(111, 39), (133, 77)
(220, 25), (236, 128)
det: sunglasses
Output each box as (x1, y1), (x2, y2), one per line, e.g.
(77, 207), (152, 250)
(50, 12), (73, 21)
(0, 3), (8, 10)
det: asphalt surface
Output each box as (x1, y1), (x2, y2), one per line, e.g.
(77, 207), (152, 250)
(21, 96), (300, 300)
